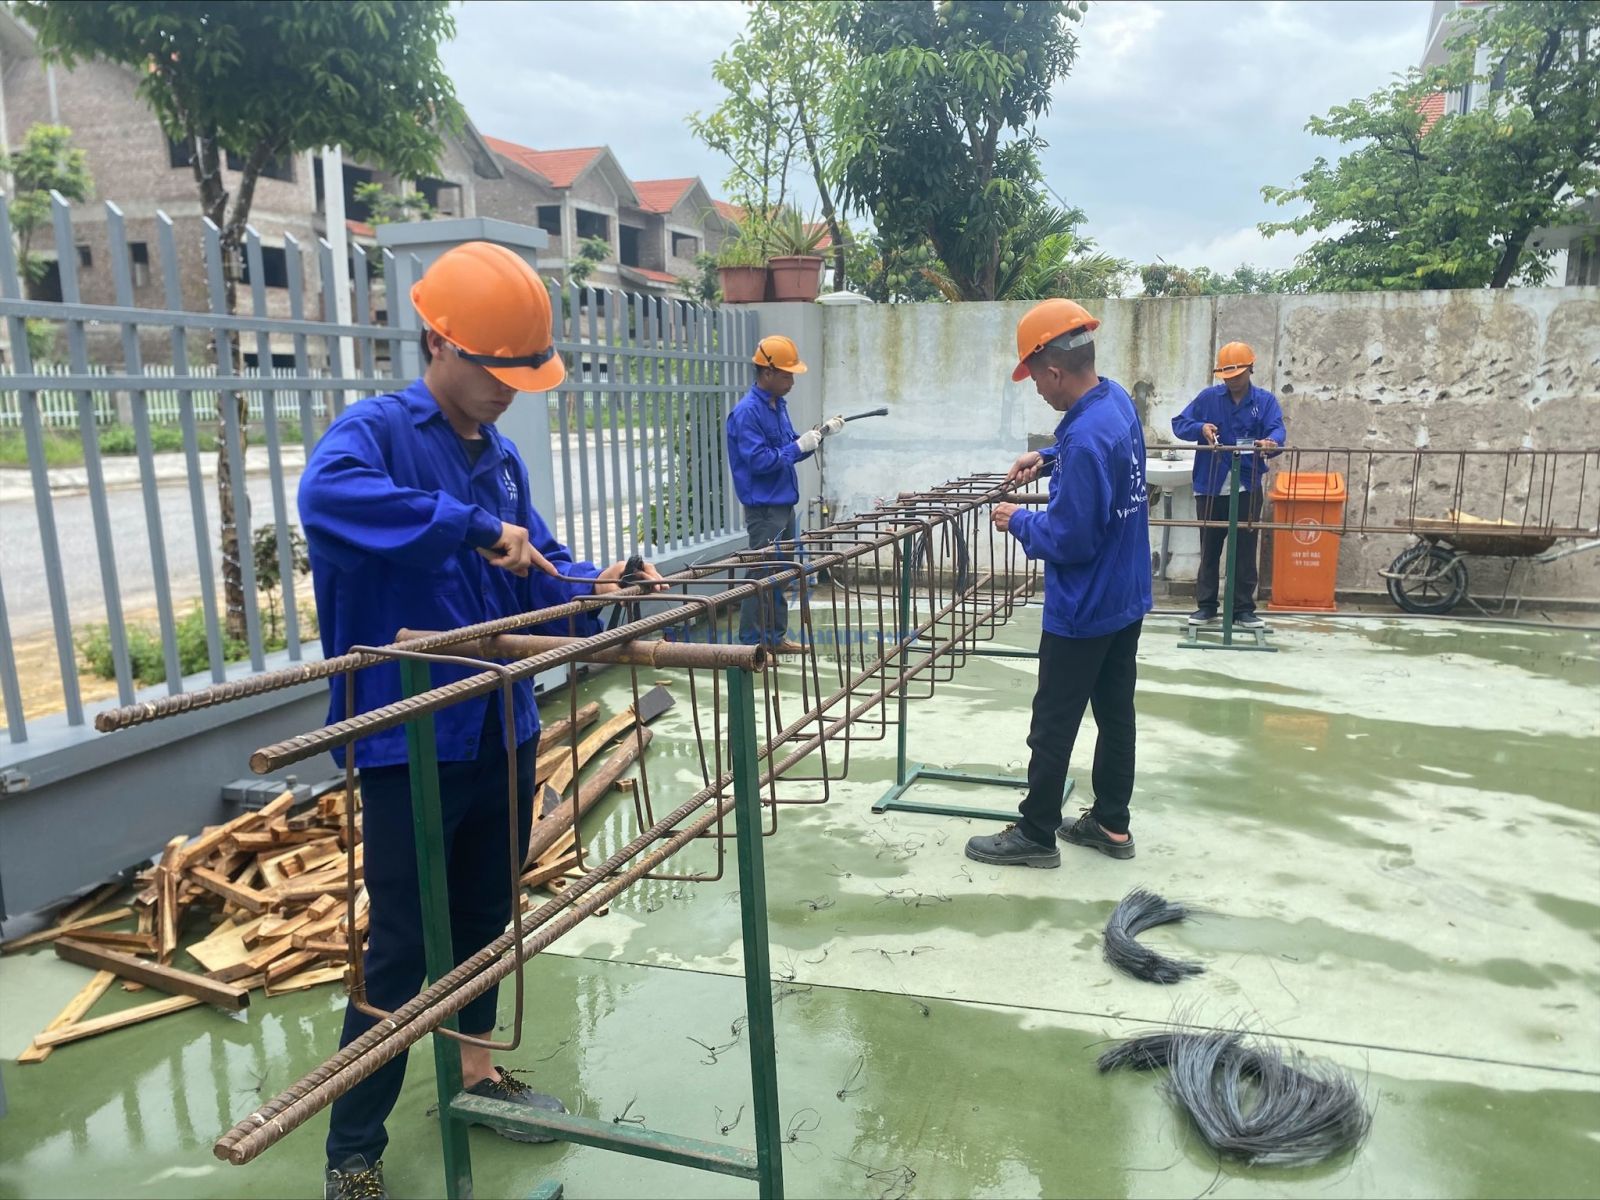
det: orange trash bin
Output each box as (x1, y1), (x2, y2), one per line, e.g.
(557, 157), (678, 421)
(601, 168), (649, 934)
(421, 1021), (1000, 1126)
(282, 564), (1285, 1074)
(1267, 472), (1346, 613)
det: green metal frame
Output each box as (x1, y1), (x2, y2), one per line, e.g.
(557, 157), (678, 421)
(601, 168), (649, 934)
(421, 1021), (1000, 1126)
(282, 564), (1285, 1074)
(873, 533), (1072, 822)
(396, 659), (785, 1200)
(1178, 446), (1278, 654)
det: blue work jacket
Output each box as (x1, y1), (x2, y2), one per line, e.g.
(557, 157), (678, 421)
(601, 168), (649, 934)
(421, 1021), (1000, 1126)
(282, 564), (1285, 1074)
(1171, 383), (1287, 495)
(726, 384), (813, 507)
(298, 379), (600, 768)
(1011, 378), (1154, 639)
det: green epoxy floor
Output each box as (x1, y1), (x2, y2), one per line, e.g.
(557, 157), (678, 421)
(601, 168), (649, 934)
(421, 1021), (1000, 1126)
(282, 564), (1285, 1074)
(1, 611), (1597, 1199)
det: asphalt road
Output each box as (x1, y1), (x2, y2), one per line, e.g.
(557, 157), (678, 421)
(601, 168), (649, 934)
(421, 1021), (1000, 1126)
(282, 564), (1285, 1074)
(0, 434), (713, 640)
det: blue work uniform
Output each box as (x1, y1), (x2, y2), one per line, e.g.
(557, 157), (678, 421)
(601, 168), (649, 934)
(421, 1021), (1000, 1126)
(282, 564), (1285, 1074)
(1003, 377), (1153, 847)
(725, 383), (813, 506)
(725, 383), (815, 646)
(1170, 381), (1288, 617)
(1009, 378), (1154, 639)
(298, 378), (600, 769)
(1170, 383), (1287, 494)
(300, 379), (601, 1169)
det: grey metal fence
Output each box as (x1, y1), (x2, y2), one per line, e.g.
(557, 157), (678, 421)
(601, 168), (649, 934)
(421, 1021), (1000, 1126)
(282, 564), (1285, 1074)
(0, 191), (752, 749)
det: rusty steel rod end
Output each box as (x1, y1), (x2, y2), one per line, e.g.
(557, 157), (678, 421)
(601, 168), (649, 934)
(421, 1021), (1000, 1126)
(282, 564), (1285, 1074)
(248, 750), (272, 775)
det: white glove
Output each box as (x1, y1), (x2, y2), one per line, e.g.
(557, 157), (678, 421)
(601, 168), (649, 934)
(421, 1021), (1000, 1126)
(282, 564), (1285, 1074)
(795, 428), (822, 454)
(819, 414), (846, 438)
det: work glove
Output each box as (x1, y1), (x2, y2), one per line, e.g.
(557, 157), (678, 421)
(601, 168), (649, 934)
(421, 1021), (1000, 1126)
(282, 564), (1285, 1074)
(795, 428), (822, 454)
(819, 414), (846, 438)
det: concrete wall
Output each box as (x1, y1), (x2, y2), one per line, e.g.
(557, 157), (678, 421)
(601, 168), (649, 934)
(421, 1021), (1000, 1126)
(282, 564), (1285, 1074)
(748, 287), (1600, 601)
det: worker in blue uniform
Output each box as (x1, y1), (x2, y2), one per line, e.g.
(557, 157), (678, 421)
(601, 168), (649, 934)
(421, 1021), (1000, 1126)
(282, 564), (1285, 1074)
(301, 242), (662, 1200)
(724, 334), (844, 654)
(966, 299), (1153, 868)
(1171, 341), (1286, 628)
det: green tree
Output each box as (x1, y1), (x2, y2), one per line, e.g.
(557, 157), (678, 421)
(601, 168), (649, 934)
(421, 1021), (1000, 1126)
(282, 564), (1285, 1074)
(687, 11), (801, 220)
(690, 2), (850, 290)
(353, 181), (435, 226)
(0, 123), (92, 295)
(1138, 262), (1304, 296)
(831, 0), (1086, 301)
(18, 0), (464, 638)
(1262, 0), (1599, 290)
(565, 236), (612, 289)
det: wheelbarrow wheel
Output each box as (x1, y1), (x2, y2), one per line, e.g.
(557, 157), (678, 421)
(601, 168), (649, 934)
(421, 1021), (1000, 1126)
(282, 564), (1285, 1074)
(1386, 543), (1468, 614)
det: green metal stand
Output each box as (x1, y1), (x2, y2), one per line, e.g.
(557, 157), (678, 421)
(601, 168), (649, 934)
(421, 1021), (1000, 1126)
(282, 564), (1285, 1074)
(1178, 446), (1278, 654)
(873, 532), (1072, 821)
(397, 660), (785, 1199)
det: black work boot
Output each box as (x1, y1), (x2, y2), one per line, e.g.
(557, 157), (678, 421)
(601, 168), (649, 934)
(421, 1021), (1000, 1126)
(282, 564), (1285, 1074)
(324, 1154), (387, 1200)
(1058, 810), (1136, 859)
(464, 1067), (569, 1143)
(964, 823), (1060, 868)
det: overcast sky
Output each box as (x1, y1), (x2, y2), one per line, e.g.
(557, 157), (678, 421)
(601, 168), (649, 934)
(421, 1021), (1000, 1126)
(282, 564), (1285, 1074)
(442, 0), (1434, 273)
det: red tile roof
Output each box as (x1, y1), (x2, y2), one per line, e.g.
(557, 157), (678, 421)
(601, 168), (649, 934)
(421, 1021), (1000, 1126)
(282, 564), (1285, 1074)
(346, 219), (376, 239)
(1417, 91), (1446, 134)
(626, 266), (681, 285)
(712, 200), (744, 224)
(483, 135), (603, 188)
(633, 178), (696, 214)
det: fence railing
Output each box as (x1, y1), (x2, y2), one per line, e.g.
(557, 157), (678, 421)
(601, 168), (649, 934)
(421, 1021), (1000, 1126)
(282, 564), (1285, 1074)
(0, 363), (335, 428)
(0, 191), (752, 749)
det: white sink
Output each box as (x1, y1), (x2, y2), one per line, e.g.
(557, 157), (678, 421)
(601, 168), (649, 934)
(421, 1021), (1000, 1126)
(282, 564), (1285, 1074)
(1145, 450), (1194, 488)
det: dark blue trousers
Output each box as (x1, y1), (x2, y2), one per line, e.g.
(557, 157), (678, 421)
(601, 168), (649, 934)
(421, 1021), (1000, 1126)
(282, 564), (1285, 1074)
(325, 704), (536, 1166)
(739, 503), (798, 647)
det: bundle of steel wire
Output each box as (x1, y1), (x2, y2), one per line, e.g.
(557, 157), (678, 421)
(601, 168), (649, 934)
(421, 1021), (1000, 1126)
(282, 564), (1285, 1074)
(1102, 888), (1205, 983)
(1099, 1029), (1371, 1166)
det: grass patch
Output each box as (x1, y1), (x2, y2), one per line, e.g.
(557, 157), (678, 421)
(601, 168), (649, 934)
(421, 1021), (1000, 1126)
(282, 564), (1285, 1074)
(0, 423), (319, 468)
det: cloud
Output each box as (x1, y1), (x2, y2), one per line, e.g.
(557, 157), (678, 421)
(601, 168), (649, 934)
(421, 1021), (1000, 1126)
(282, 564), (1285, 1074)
(439, 0), (1433, 270)
(1165, 223), (1317, 273)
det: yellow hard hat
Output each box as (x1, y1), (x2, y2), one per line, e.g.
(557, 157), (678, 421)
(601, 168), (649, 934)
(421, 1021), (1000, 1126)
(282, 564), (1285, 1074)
(753, 334), (807, 374)
(1214, 342), (1255, 379)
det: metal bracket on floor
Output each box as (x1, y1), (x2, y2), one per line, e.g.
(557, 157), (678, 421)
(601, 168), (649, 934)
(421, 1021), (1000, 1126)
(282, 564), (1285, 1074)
(1177, 618), (1276, 652)
(879, 537), (1072, 821)
(875, 762), (1073, 821)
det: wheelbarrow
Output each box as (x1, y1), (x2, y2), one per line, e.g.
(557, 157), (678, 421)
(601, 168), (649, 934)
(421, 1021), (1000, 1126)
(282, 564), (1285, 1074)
(1381, 510), (1600, 616)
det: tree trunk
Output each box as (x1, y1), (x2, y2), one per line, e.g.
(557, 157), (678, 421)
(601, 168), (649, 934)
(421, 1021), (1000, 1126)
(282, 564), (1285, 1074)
(792, 90), (847, 292)
(1489, 225), (1534, 289)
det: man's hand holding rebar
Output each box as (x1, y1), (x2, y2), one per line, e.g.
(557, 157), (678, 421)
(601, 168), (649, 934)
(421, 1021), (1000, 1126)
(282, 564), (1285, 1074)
(795, 428), (822, 454)
(991, 502), (1019, 532)
(479, 522), (558, 578)
(594, 558), (667, 596)
(1007, 451), (1044, 485)
(819, 415), (846, 438)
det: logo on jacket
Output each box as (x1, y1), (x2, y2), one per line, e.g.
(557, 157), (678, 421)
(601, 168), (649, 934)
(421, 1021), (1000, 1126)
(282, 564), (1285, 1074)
(1116, 449), (1148, 519)
(502, 466), (519, 504)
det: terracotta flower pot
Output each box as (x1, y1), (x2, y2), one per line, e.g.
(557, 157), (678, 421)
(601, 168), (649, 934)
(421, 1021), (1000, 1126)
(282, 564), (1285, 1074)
(767, 255), (824, 302)
(717, 266), (768, 304)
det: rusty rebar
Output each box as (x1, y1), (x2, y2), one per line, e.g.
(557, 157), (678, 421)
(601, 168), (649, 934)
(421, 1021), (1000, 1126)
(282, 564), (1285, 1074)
(395, 629), (765, 671)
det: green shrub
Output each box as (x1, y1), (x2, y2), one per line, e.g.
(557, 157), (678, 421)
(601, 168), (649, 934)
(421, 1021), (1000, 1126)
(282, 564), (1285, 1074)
(77, 601), (315, 686)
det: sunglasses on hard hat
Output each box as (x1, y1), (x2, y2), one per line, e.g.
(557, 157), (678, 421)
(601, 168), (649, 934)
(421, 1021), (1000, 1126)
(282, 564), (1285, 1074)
(448, 342), (559, 369)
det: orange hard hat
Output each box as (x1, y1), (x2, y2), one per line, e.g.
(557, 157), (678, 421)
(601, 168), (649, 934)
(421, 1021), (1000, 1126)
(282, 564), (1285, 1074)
(753, 334), (807, 374)
(1012, 298), (1101, 382)
(411, 241), (566, 392)
(1213, 341), (1255, 379)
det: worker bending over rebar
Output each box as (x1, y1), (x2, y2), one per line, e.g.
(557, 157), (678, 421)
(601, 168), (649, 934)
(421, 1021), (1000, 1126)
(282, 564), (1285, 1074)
(966, 299), (1154, 869)
(298, 242), (663, 1200)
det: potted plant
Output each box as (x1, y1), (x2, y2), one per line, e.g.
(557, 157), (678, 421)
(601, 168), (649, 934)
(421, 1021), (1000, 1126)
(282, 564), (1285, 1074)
(715, 222), (771, 304)
(766, 209), (828, 303)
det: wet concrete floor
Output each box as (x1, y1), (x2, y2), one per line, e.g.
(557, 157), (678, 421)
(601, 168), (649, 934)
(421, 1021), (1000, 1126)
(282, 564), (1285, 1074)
(1, 611), (1596, 1198)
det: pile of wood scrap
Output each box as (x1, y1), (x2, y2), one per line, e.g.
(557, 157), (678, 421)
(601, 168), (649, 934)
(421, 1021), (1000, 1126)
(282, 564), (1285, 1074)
(6, 686), (675, 1061)
(6, 785), (363, 1060)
